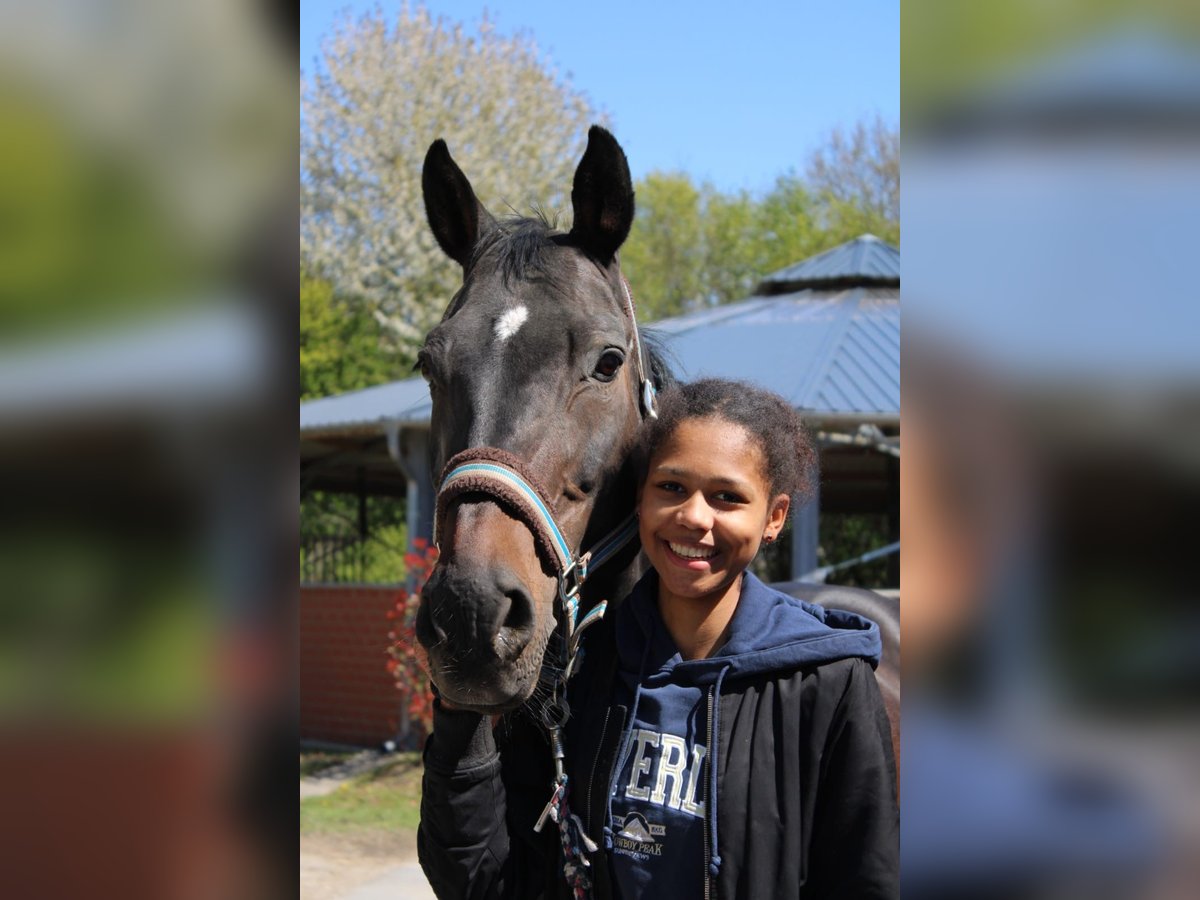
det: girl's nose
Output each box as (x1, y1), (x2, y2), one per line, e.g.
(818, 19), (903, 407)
(675, 491), (713, 531)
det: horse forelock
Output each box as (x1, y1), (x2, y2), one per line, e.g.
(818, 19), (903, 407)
(468, 213), (563, 289)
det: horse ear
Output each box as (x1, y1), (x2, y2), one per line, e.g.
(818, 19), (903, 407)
(423, 139), (496, 268)
(569, 126), (635, 263)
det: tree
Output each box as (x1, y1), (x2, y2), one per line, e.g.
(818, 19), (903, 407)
(699, 187), (763, 306)
(618, 173), (706, 321)
(301, 4), (599, 355)
(620, 115), (900, 322)
(806, 114), (900, 246)
(300, 272), (407, 400)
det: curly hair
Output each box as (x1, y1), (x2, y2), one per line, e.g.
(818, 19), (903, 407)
(637, 378), (818, 514)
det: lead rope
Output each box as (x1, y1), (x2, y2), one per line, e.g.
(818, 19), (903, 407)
(529, 276), (652, 898)
(533, 599), (608, 899)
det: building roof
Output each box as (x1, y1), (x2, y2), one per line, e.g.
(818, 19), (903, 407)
(300, 234), (900, 434)
(649, 285), (899, 419)
(757, 234), (899, 292)
(1, 303), (267, 420)
(300, 377), (431, 436)
(925, 30), (1200, 136)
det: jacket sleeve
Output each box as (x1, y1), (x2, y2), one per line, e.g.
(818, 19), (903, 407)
(417, 702), (514, 900)
(807, 658), (900, 899)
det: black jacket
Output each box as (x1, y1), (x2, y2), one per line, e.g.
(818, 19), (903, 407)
(419, 573), (899, 899)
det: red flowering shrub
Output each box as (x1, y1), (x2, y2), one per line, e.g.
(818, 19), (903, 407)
(385, 538), (439, 745)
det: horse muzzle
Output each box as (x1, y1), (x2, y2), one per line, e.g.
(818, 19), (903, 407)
(416, 558), (550, 711)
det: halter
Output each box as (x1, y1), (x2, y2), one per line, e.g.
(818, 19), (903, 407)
(432, 273), (656, 609)
(621, 275), (659, 422)
(434, 448), (638, 626)
(431, 275), (655, 898)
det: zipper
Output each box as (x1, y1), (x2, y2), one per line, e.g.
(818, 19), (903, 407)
(703, 685), (714, 900)
(586, 706), (613, 831)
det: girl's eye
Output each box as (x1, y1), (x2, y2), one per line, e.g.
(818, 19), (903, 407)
(656, 481), (684, 493)
(593, 349), (625, 382)
(714, 491), (747, 505)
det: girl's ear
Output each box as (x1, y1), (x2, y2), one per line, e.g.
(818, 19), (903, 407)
(764, 494), (791, 542)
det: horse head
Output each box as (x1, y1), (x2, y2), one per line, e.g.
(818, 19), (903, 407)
(415, 126), (661, 713)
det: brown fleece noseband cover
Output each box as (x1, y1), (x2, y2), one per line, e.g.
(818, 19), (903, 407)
(435, 447), (569, 574)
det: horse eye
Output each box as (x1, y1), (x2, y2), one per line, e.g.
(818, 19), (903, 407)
(414, 352), (434, 383)
(594, 349), (625, 382)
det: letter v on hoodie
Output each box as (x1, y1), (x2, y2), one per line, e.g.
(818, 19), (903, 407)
(599, 569), (897, 899)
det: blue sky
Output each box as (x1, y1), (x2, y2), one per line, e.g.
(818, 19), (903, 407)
(300, 1), (898, 194)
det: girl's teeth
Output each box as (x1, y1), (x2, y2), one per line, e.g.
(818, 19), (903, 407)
(669, 542), (716, 560)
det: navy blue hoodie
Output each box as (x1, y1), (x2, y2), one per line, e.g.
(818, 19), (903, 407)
(605, 570), (882, 898)
(418, 572), (899, 900)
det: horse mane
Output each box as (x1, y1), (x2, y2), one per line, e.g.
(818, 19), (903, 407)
(469, 213), (562, 287)
(641, 330), (676, 393)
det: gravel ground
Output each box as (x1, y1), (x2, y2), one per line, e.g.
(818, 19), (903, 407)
(300, 751), (429, 900)
(300, 829), (420, 900)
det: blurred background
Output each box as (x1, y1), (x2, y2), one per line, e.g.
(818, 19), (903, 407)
(0, 0), (296, 897)
(904, 1), (1200, 897)
(5, 0), (1200, 896)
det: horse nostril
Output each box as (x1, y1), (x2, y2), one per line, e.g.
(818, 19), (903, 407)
(414, 599), (446, 648)
(492, 582), (534, 662)
(501, 588), (533, 631)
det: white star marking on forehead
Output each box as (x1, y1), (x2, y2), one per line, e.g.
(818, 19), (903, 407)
(494, 305), (529, 342)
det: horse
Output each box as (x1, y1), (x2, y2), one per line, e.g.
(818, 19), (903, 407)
(414, 126), (658, 715)
(413, 126), (899, 773)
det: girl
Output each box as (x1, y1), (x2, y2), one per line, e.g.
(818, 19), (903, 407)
(420, 379), (899, 898)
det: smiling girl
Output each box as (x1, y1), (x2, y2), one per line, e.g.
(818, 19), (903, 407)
(420, 379), (899, 899)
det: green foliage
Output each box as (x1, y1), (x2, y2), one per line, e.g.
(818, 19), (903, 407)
(0, 86), (194, 334)
(619, 173), (706, 321)
(300, 752), (424, 834)
(300, 273), (410, 400)
(902, 1), (1200, 123)
(302, 4), (599, 355)
(621, 116), (899, 322)
(300, 491), (408, 585)
(806, 115), (900, 247)
(819, 513), (895, 589)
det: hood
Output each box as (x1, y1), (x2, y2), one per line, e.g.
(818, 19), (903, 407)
(616, 570), (882, 686)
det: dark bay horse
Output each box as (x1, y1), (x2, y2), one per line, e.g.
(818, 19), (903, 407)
(413, 126), (899, 771)
(415, 126), (659, 713)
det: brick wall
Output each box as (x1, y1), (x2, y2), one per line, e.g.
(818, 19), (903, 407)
(300, 585), (405, 747)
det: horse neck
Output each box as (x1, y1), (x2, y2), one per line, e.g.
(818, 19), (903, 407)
(578, 464), (647, 614)
(581, 543), (648, 616)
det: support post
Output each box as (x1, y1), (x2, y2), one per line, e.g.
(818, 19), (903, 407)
(791, 478), (820, 581)
(385, 421), (435, 566)
(887, 455), (899, 587)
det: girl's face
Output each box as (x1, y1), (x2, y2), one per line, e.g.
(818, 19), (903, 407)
(638, 416), (790, 607)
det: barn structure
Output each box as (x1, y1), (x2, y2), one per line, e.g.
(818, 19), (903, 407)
(299, 233), (900, 745)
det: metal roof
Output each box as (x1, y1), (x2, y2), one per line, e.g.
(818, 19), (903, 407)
(649, 286), (899, 419)
(300, 235), (900, 433)
(926, 30), (1200, 135)
(1, 304), (268, 420)
(758, 234), (899, 291)
(300, 376), (431, 435)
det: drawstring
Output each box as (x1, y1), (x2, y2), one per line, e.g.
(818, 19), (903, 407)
(708, 665), (730, 879)
(604, 620), (655, 850)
